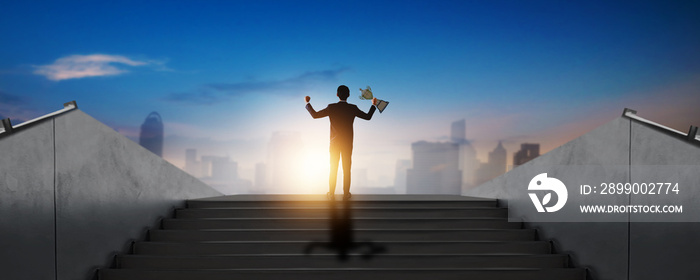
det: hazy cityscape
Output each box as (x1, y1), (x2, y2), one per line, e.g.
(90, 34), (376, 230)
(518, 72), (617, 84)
(138, 112), (540, 195)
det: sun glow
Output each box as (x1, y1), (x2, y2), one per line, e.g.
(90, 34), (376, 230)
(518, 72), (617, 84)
(298, 146), (330, 194)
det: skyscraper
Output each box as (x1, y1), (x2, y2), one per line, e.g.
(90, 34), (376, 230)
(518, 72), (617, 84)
(475, 141), (507, 185)
(458, 142), (479, 191)
(451, 119), (466, 143)
(451, 119), (478, 192)
(489, 141), (507, 175)
(139, 112), (163, 157)
(514, 143), (540, 166)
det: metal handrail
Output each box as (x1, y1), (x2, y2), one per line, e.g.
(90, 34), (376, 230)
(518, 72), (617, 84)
(622, 108), (699, 143)
(0, 101), (78, 135)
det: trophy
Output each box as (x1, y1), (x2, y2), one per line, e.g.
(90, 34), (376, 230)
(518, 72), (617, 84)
(359, 86), (389, 113)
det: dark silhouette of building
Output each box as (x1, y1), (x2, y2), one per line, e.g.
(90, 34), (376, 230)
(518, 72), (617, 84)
(513, 143), (540, 166)
(139, 112), (163, 157)
(475, 141), (507, 185)
(406, 141), (461, 194)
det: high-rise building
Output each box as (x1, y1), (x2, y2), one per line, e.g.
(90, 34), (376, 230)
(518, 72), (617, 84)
(489, 141), (507, 174)
(394, 159), (411, 194)
(457, 142), (479, 191)
(451, 119), (466, 143)
(139, 112), (163, 157)
(406, 141), (462, 194)
(475, 141), (507, 185)
(514, 143), (540, 166)
(449, 119), (479, 192)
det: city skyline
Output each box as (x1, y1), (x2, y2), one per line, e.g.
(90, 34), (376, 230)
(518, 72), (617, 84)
(154, 120), (539, 193)
(169, 116), (538, 194)
(2, 1), (699, 191)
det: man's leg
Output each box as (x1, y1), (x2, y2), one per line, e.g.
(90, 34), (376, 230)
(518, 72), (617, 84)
(329, 144), (340, 195)
(340, 144), (353, 195)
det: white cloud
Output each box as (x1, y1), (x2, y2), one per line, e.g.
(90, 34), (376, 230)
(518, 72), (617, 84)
(33, 54), (150, 81)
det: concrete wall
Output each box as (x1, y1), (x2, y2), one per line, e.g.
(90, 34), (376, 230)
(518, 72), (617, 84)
(465, 116), (700, 280)
(0, 119), (56, 280)
(0, 110), (221, 280)
(466, 117), (631, 280)
(628, 121), (700, 280)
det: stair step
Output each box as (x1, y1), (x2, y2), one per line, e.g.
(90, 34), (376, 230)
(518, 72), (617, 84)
(99, 268), (586, 280)
(186, 196), (497, 209)
(101, 195), (583, 279)
(149, 229), (536, 242)
(133, 241), (551, 255)
(161, 218), (520, 230)
(116, 254), (569, 269)
(175, 207), (508, 219)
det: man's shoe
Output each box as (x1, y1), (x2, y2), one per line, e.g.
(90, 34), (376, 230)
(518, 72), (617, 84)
(343, 193), (352, 201)
(327, 192), (335, 200)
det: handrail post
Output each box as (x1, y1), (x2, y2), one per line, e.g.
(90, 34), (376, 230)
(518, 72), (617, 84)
(688, 126), (698, 142)
(63, 100), (78, 109)
(1, 118), (13, 134)
(622, 108), (637, 117)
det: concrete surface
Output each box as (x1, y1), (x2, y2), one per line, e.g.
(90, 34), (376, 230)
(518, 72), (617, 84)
(0, 119), (55, 280)
(0, 109), (221, 280)
(628, 120), (700, 280)
(465, 115), (700, 280)
(466, 116), (631, 280)
(53, 110), (221, 280)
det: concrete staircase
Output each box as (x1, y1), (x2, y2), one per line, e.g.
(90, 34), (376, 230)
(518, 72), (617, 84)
(98, 195), (585, 280)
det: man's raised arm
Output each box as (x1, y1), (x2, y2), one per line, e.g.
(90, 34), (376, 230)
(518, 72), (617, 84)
(305, 96), (329, 119)
(355, 97), (378, 120)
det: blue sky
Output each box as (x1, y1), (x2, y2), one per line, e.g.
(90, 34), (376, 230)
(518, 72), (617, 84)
(1, 1), (699, 187)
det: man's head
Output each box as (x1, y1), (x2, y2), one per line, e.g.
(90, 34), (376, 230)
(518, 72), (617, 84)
(337, 85), (350, 101)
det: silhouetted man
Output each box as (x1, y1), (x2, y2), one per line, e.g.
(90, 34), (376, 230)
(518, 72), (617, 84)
(305, 85), (377, 200)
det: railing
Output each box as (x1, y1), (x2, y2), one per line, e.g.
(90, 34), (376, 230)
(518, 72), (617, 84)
(622, 108), (699, 142)
(0, 101), (78, 136)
